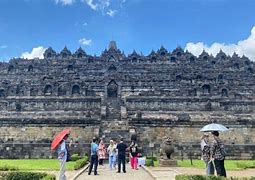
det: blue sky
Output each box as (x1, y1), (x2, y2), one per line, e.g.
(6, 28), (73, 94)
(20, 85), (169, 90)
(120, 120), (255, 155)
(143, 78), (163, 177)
(0, 0), (255, 61)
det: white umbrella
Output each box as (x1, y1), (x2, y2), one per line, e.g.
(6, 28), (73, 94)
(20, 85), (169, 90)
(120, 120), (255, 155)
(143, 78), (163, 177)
(200, 123), (229, 132)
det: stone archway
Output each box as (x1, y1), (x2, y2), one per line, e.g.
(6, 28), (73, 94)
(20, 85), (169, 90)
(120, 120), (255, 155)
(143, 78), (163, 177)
(107, 80), (118, 98)
(202, 84), (210, 94)
(44, 85), (52, 95)
(72, 85), (80, 95)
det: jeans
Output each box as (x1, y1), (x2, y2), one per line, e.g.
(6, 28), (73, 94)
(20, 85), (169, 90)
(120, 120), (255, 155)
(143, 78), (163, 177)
(118, 155), (126, 173)
(88, 155), (98, 175)
(109, 155), (116, 170)
(205, 160), (214, 175)
(59, 159), (66, 180)
(214, 159), (226, 177)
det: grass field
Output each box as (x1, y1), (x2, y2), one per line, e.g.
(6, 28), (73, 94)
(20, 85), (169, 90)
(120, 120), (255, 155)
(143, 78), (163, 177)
(0, 159), (76, 171)
(177, 160), (255, 170)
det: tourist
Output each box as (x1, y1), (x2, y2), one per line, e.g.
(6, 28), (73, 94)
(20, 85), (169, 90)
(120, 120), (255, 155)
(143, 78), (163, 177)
(116, 137), (128, 173)
(211, 131), (227, 177)
(129, 141), (139, 170)
(107, 139), (117, 170)
(57, 134), (69, 180)
(98, 138), (106, 165)
(114, 140), (118, 169)
(201, 134), (214, 175)
(88, 137), (99, 175)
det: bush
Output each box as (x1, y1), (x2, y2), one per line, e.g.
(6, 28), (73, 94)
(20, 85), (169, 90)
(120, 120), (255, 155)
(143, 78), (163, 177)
(42, 174), (56, 180)
(175, 175), (255, 180)
(1, 172), (56, 180)
(74, 156), (89, 170)
(71, 154), (82, 161)
(145, 156), (158, 167)
(0, 165), (19, 171)
(145, 158), (154, 167)
(146, 156), (157, 161)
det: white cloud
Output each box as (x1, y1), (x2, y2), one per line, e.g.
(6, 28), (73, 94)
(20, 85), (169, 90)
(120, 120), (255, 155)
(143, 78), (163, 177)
(55, 0), (75, 5)
(0, 45), (7, 49)
(83, 0), (110, 11)
(83, 22), (88, 26)
(21, 46), (47, 59)
(83, 0), (98, 10)
(106, 9), (117, 17)
(79, 38), (92, 46)
(185, 26), (255, 61)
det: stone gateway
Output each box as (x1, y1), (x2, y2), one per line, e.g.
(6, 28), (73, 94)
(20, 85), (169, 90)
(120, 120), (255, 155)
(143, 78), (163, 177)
(0, 41), (254, 159)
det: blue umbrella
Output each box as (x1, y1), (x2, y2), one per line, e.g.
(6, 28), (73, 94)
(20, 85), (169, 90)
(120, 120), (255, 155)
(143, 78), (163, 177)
(200, 123), (229, 132)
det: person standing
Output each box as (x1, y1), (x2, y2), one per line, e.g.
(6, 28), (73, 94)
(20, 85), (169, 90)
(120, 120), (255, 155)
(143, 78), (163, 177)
(98, 138), (106, 165)
(107, 139), (117, 170)
(129, 141), (139, 170)
(116, 137), (127, 173)
(201, 134), (214, 175)
(114, 140), (118, 169)
(211, 131), (226, 177)
(57, 134), (69, 180)
(88, 137), (99, 175)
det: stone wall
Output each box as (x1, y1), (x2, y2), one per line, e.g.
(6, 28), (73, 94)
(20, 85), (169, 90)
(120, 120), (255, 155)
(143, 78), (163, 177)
(1, 142), (255, 160)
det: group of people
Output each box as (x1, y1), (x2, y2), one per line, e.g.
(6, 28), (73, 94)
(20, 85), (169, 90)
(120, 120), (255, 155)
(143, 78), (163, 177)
(56, 130), (226, 180)
(88, 137), (139, 176)
(56, 134), (139, 180)
(201, 131), (227, 177)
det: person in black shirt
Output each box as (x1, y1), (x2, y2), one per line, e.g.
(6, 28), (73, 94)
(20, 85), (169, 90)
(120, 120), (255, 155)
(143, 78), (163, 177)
(129, 141), (138, 170)
(116, 137), (127, 173)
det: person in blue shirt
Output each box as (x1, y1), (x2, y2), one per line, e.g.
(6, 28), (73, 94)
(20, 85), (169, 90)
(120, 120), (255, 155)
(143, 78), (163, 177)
(88, 137), (99, 175)
(57, 134), (69, 180)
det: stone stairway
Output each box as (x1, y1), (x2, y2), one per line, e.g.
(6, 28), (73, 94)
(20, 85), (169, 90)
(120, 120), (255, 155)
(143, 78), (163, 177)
(106, 98), (121, 120)
(100, 120), (130, 142)
(100, 98), (131, 142)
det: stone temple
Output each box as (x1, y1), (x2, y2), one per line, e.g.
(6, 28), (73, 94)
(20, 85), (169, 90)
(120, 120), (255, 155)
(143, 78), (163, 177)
(0, 41), (254, 159)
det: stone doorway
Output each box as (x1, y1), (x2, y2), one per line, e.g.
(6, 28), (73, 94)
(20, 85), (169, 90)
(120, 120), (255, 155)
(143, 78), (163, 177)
(107, 80), (118, 98)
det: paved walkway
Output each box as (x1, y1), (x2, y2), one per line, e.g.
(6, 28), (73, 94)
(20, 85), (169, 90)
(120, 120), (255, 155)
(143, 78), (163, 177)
(76, 164), (154, 180)
(145, 167), (179, 180)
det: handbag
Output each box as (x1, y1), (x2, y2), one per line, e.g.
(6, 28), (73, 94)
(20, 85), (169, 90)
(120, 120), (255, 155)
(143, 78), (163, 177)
(66, 147), (71, 162)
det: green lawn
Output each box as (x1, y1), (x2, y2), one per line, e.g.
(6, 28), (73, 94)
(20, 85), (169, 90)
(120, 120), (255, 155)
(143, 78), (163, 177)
(177, 160), (255, 170)
(0, 159), (76, 171)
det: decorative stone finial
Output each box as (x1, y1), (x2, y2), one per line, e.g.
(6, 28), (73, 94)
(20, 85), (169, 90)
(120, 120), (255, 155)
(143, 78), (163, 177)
(108, 41), (117, 50)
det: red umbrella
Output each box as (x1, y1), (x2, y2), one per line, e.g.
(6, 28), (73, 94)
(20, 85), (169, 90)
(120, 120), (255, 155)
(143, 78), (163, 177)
(51, 128), (71, 150)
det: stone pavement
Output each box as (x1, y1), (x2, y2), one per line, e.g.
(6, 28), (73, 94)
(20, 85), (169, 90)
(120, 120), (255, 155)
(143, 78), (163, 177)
(144, 167), (180, 180)
(75, 164), (154, 180)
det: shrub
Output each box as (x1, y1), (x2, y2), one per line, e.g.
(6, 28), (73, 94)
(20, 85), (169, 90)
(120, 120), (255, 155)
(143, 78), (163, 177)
(145, 158), (154, 167)
(71, 154), (82, 161)
(146, 156), (157, 161)
(74, 156), (89, 170)
(42, 174), (56, 180)
(0, 165), (19, 171)
(175, 175), (255, 180)
(2, 172), (56, 180)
